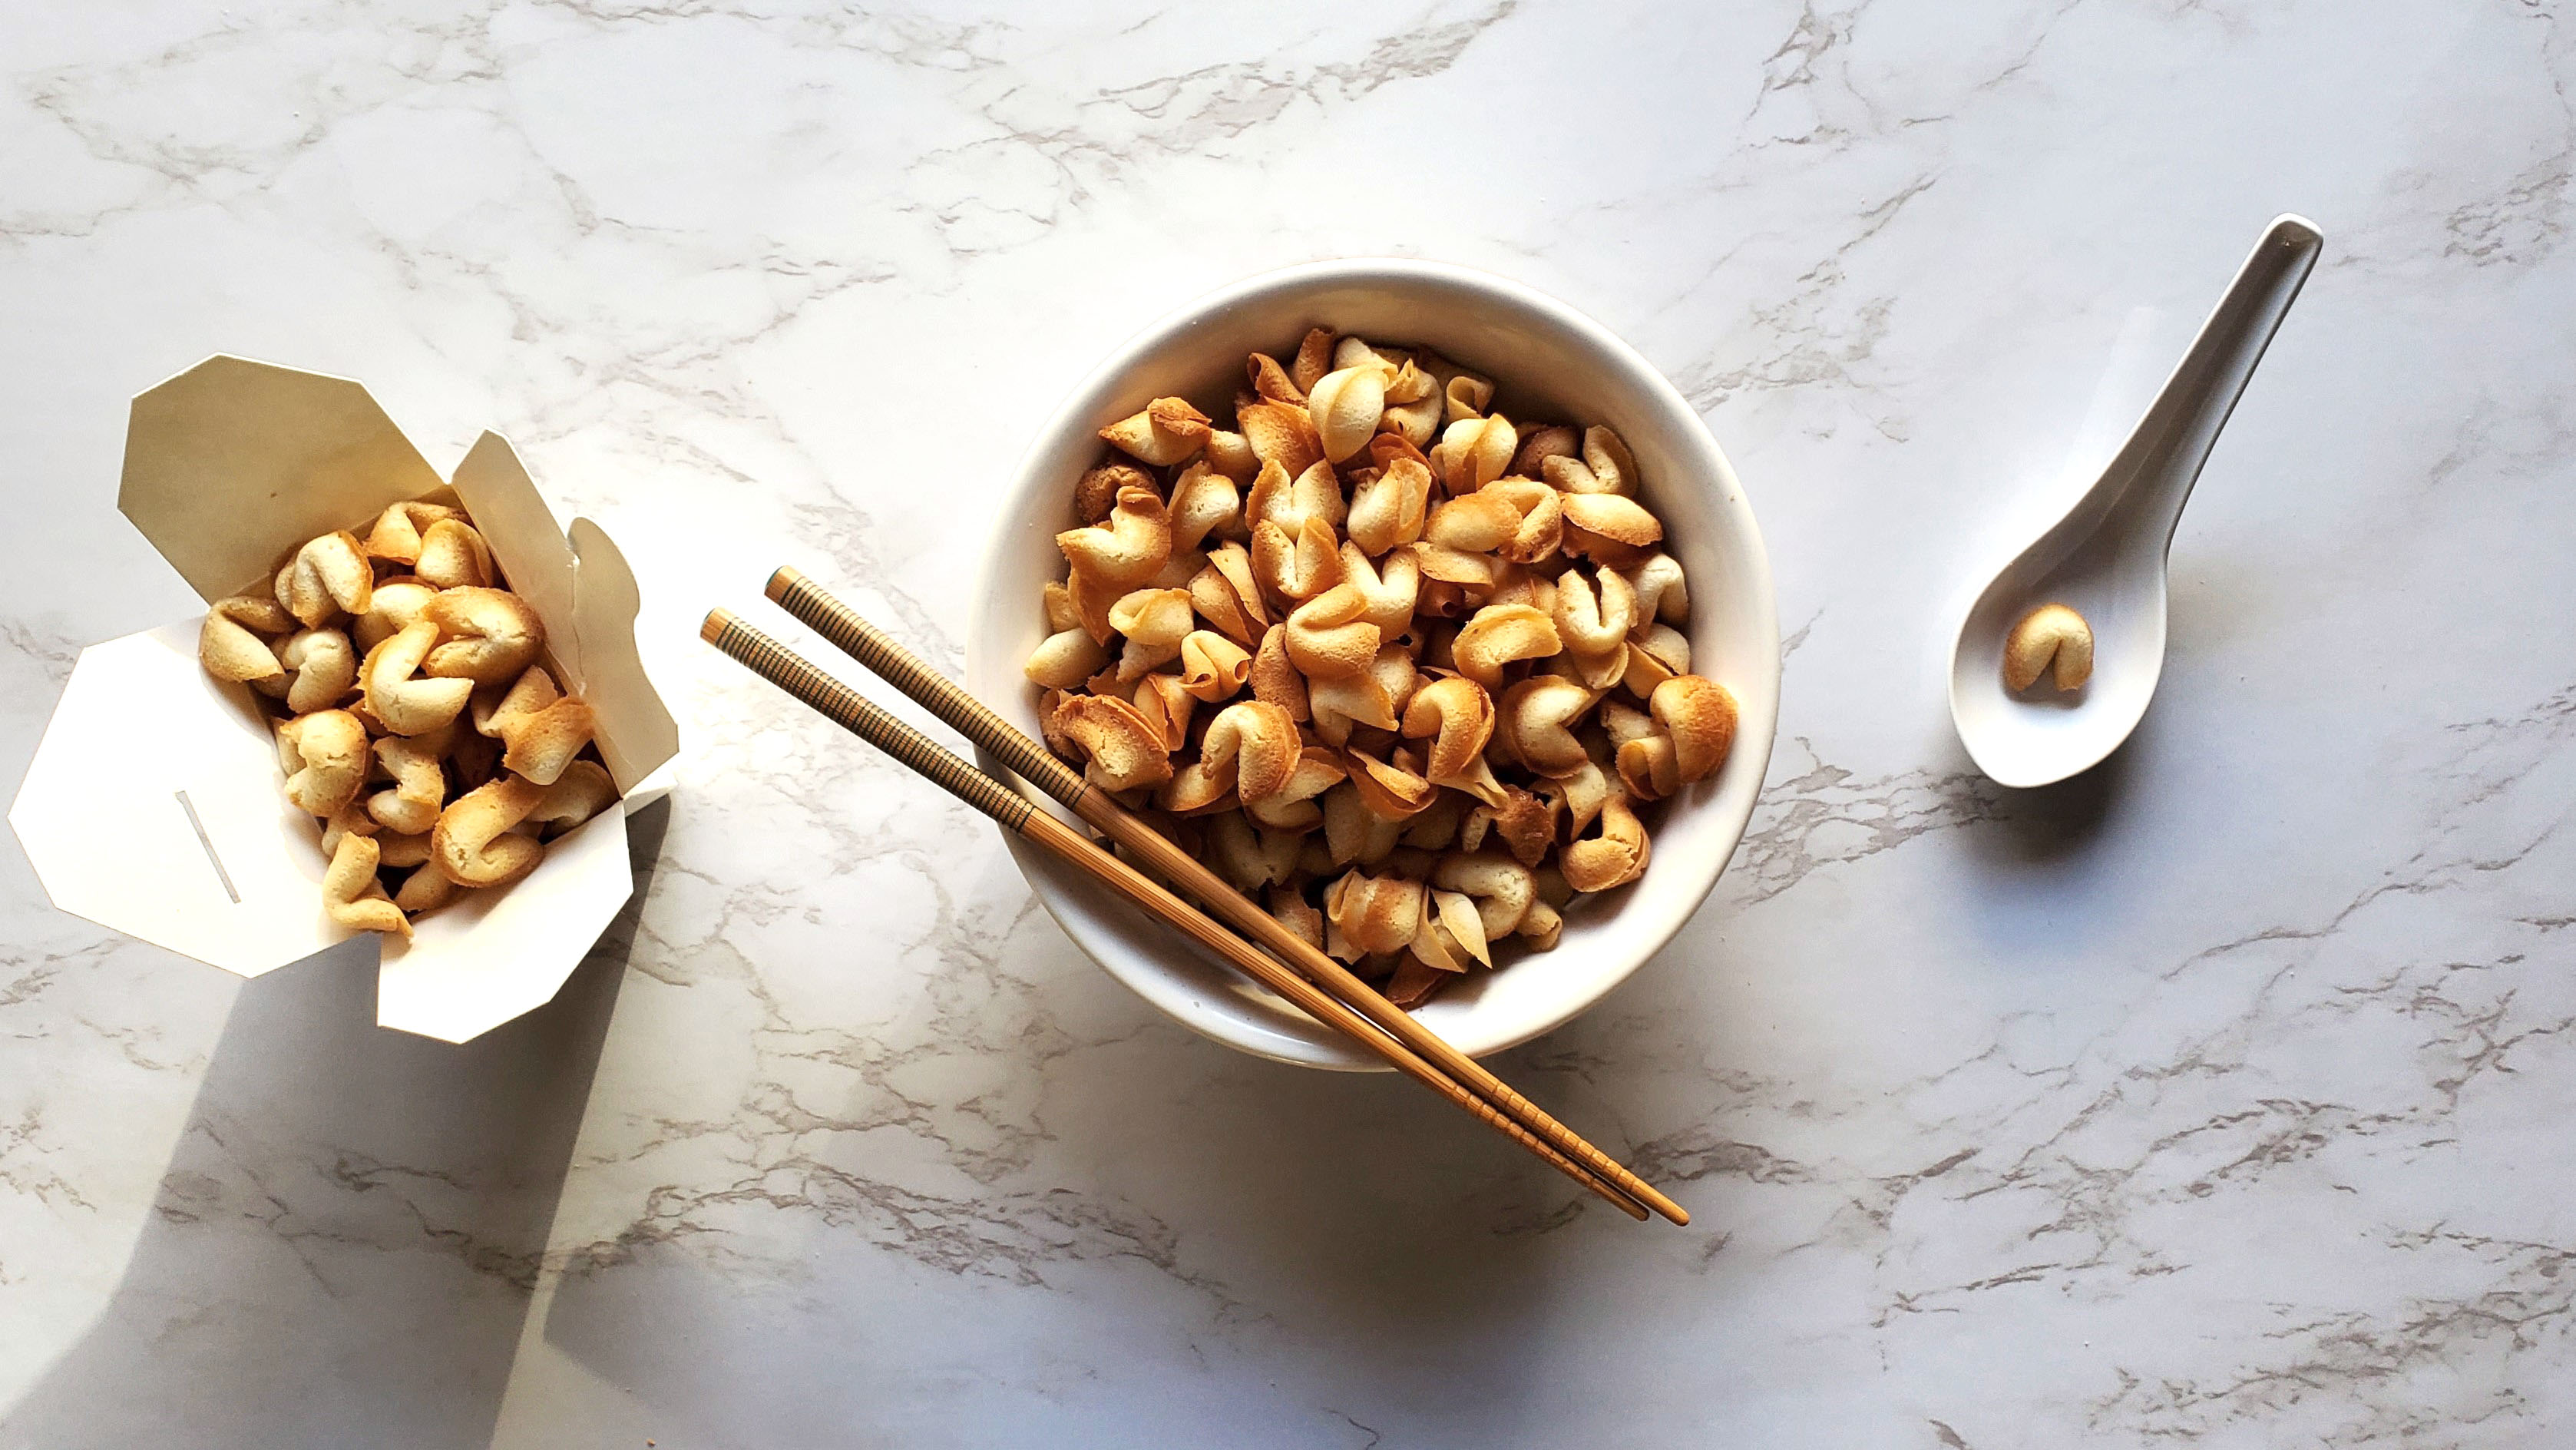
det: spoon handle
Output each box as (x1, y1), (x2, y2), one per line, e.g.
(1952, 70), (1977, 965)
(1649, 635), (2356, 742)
(2108, 214), (2323, 545)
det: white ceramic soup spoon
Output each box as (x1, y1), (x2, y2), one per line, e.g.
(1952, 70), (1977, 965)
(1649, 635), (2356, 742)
(1949, 214), (2323, 789)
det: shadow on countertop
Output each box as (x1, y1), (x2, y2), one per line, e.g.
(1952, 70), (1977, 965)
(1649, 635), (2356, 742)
(0, 798), (667, 1450)
(504, 833), (1645, 1446)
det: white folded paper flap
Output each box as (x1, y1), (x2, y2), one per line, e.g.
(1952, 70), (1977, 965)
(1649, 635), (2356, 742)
(8, 624), (365, 976)
(120, 356), (446, 602)
(375, 805), (633, 1043)
(450, 435), (680, 794)
(6, 619), (645, 1041)
(567, 517), (681, 793)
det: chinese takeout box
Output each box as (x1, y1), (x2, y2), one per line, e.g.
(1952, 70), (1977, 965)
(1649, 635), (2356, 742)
(8, 356), (680, 1042)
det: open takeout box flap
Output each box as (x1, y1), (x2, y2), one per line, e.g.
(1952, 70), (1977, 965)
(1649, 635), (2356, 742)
(448, 432), (679, 795)
(567, 516), (680, 794)
(121, 355), (448, 602)
(11, 356), (676, 1041)
(7, 623), (643, 1043)
(375, 802), (632, 1042)
(9, 623), (365, 977)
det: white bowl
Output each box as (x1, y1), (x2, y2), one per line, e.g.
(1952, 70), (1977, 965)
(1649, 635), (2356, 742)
(966, 259), (1778, 1069)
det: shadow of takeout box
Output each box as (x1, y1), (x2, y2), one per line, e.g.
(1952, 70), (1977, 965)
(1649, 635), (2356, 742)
(8, 356), (679, 1043)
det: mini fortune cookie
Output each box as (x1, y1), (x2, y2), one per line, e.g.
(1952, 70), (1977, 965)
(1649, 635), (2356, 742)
(498, 696), (596, 787)
(278, 710), (370, 816)
(1243, 747), (1347, 833)
(1622, 624), (1691, 700)
(1248, 624), (1308, 721)
(1652, 674), (1737, 783)
(393, 862), (461, 914)
(1098, 397), (1212, 468)
(1401, 676), (1496, 784)
(1341, 747), (1435, 821)
(276, 628), (357, 714)
(362, 500), (464, 565)
(1347, 455), (1432, 555)
(1434, 413), (1517, 493)
(1283, 583), (1379, 680)
(1433, 851), (1536, 942)
(1553, 568), (1635, 690)
(1321, 781), (1400, 867)
(1452, 603), (1562, 689)
(1129, 674), (1195, 752)
(1292, 328), (1338, 392)
(1559, 493), (1665, 564)
(1381, 353), (1448, 449)
(1167, 463), (1241, 553)
(1467, 786), (1557, 869)
(1235, 399), (1324, 479)
(1199, 700), (1300, 806)
(366, 734), (449, 836)
(475, 664), (558, 737)
(1024, 627), (1109, 690)
(200, 594), (294, 683)
(1074, 462), (1154, 524)
(1514, 424), (1580, 479)
(422, 587), (546, 685)
(1306, 645), (1414, 743)
(1500, 676), (1596, 777)
(1424, 488), (1522, 554)
(1541, 425), (1638, 496)
(524, 760), (617, 837)
(1248, 352), (1305, 406)
(432, 775), (547, 888)
(1307, 365), (1387, 463)
(2003, 603), (2093, 693)
(1562, 793), (1652, 892)
(1324, 870), (1424, 961)
(414, 519), (494, 590)
(362, 620), (475, 736)
(1412, 887), (1490, 973)
(1208, 813), (1302, 892)
(1486, 478), (1565, 564)
(354, 579), (438, 653)
(323, 832), (411, 936)
(1056, 485), (1172, 589)
(1177, 631), (1252, 703)
(1051, 693), (1173, 793)
(1339, 545), (1420, 636)
(1106, 588), (1193, 683)
(273, 531), (374, 627)
(1621, 552), (1689, 627)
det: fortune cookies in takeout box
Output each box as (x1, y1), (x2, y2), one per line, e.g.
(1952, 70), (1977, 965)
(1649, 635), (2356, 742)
(8, 356), (679, 1042)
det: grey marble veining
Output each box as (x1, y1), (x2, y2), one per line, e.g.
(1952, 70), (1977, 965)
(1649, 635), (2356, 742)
(4, 2), (2573, 1445)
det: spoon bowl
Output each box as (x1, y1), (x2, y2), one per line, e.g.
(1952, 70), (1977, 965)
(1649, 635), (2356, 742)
(1951, 215), (2323, 789)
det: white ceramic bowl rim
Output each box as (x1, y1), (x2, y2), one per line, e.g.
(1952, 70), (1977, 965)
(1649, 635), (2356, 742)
(968, 257), (1779, 1068)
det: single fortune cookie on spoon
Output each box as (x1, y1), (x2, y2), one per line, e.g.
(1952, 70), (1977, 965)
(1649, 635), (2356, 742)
(2003, 604), (2093, 694)
(1948, 214), (2323, 789)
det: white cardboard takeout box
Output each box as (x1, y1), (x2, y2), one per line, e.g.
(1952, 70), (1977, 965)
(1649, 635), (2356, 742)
(9, 356), (680, 1042)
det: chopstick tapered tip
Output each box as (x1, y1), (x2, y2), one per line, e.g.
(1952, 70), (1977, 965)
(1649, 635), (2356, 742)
(765, 566), (803, 603)
(700, 608), (736, 646)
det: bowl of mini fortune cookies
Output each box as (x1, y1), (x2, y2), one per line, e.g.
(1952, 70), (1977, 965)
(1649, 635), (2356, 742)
(967, 261), (1781, 1068)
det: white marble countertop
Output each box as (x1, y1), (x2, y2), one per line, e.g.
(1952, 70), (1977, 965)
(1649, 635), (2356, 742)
(5, 2), (2573, 1445)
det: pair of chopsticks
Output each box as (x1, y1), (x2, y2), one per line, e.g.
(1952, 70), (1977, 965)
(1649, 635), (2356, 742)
(702, 568), (1685, 1226)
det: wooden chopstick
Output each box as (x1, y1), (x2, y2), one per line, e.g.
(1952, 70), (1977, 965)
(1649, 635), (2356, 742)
(700, 608), (1653, 1222)
(762, 566), (1688, 1227)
